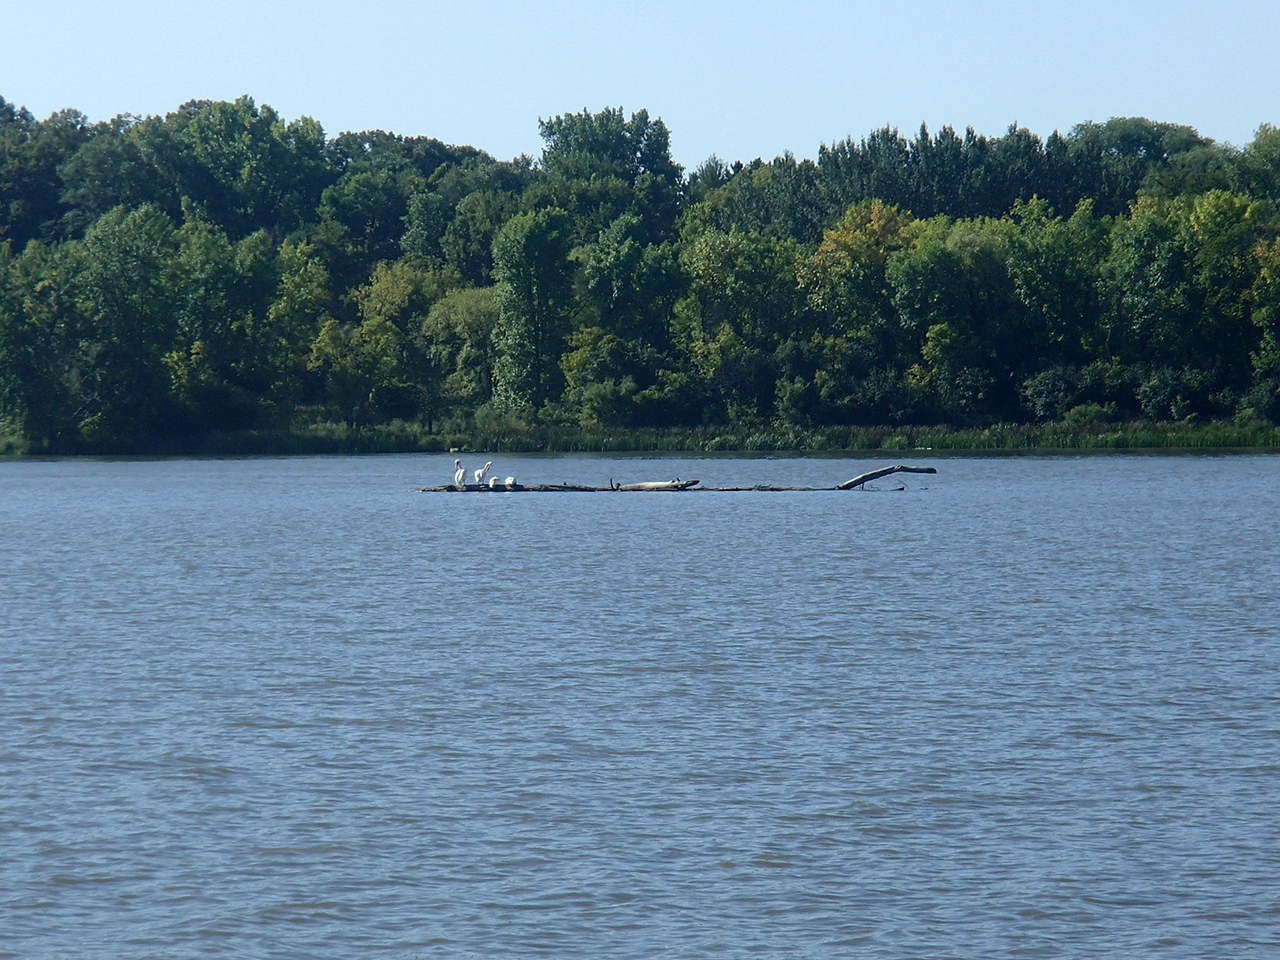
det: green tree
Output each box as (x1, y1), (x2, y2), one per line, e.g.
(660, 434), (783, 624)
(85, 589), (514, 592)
(1066, 117), (1212, 217)
(315, 167), (422, 281)
(0, 239), (85, 446)
(400, 190), (450, 260)
(799, 200), (918, 347)
(491, 207), (575, 410)
(1104, 193), (1261, 370)
(1004, 197), (1107, 368)
(164, 219), (279, 430)
(1181, 190), (1267, 394)
(573, 213), (683, 344)
(151, 96), (331, 238)
(0, 101), (93, 245)
(267, 240), (336, 408)
(675, 225), (805, 421)
(1231, 124), (1280, 203)
(532, 107), (683, 245)
(74, 204), (180, 444)
(559, 326), (660, 427)
(440, 189), (520, 285)
(792, 200), (920, 423)
(695, 153), (826, 244)
(887, 217), (1025, 422)
(1101, 190), (1266, 418)
(57, 115), (159, 236)
(351, 257), (464, 422)
(1101, 195), (1192, 370)
(1245, 236), (1280, 420)
(420, 286), (501, 428)
(326, 129), (488, 184)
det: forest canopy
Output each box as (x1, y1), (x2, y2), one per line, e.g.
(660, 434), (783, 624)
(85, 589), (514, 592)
(2, 94), (1279, 452)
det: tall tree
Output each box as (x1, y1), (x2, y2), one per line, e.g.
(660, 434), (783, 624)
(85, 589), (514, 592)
(153, 96), (331, 238)
(0, 100), (92, 246)
(1066, 117), (1213, 217)
(491, 207), (575, 409)
(74, 204), (180, 444)
(419, 287), (501, 428)
(1003, 197), (1106, 369)
(0, 239), (84, 445)
(532, 107), (683, 244)
(675, 224), (805, 422)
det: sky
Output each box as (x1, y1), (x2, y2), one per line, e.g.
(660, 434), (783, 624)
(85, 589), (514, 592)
(3, 0), (1278, 171)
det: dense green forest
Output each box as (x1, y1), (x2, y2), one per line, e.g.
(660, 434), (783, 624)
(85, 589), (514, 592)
(2, 94), (1279, 453)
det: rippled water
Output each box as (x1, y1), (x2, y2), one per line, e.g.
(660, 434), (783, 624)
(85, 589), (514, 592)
(2, 453), (1279, 958)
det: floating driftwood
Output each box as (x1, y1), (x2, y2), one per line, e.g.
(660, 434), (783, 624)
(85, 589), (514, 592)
(418, 464), (935, 493)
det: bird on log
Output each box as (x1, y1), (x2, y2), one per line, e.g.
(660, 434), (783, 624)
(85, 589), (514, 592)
(419, 464), (935, 493)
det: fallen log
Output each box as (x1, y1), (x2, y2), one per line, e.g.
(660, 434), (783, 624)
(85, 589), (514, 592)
(835, 464), (937, 489)
(612, 479), (700, 491)
(417, 482), (584, 492)
(417, 465), (935, 493)
(417, 480), (700, 493)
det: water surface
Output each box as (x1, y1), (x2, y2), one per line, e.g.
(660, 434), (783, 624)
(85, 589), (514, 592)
(2, 453), (1278, 958)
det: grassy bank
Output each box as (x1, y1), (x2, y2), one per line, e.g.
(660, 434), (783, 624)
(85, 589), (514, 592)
(7, 418), (1280, 457)
(484, 420), (1280, 454)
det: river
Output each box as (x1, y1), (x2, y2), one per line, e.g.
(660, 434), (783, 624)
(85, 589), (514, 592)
(2, 452), (1278, 958)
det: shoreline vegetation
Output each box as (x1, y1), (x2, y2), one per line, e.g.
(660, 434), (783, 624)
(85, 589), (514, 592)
(3, 96), (1280, 457)
(4, 419), (1277, 458)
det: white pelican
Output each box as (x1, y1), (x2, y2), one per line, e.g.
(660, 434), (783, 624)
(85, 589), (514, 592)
(504, 476), (517, 489)
(488, 476), (501, 488)
(454, 459), (466, 485)
(474, 461), (493, 485)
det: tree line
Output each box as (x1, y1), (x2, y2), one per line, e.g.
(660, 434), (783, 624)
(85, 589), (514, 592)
(2, 94), (1279, 451)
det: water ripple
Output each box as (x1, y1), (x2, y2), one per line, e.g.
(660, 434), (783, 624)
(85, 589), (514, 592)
(2, 453), (1279, 958)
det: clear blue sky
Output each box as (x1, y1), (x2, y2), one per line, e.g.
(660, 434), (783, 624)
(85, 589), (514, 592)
(3, 0), (1277, 170)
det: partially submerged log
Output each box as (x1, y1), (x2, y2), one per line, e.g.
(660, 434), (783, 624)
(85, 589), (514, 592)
(418, 479), (700, 493)
(835, 464), (938, 489)
(418, 465), (935, 493)
(418, 482), (574, 492)
(612, 479), (700, 491)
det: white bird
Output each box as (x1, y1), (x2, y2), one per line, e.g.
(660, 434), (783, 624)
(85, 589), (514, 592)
(454, 459), (466, 485)
(474, 461), (493, 485)
(488, 476), (501, 488)
(504, 476), (517, 489)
